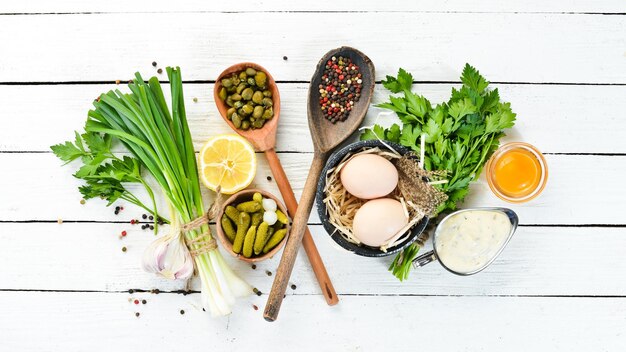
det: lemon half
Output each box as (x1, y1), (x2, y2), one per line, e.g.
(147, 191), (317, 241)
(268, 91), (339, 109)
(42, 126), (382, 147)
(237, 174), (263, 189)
(199, 134), (257, 194)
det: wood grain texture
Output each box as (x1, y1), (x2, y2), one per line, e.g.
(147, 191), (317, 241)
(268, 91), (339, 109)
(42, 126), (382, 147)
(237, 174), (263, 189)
(2, 223), (626, 296)
(265, 148), (338, 305)
(0, 152), (623, 225)
(1, 291), (625, 351)
(2, 3), (626, 350)
(2, 83), (625, 154)
(1, 0), (624, 14)
(0, 13), (625, 83)
(265, 153), (327, 321)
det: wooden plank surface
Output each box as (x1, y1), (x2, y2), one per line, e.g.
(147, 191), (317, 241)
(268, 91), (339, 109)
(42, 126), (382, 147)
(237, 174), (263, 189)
(2, 2), (626, 351)
(0, 13), (625, 83)
(1, 0), (625, 14)
(1, 222), (625, 297)
(2, 83), (626, 154)
(2, 292), (625, 351)
(0, 152), (622, 225)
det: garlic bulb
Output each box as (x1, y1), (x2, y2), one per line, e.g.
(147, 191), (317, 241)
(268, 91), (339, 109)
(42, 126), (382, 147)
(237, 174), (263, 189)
(142, 231), (194, 280)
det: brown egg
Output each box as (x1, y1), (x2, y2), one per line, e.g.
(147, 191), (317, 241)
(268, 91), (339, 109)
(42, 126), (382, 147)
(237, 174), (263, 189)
(340, 154), (398, 199)
(352, 198), (408, 247)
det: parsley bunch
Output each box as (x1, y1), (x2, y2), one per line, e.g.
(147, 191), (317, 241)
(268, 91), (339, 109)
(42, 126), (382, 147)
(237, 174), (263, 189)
(51, 131), (163, 228)
(361, 64), (516, 280)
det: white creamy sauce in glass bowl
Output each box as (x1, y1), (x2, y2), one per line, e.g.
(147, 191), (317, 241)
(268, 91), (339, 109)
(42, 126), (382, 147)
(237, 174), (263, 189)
(435, 210), (512, 274)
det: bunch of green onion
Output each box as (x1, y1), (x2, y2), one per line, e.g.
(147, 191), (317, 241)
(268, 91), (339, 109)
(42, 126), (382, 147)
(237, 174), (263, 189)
(87, 67), (251, 316)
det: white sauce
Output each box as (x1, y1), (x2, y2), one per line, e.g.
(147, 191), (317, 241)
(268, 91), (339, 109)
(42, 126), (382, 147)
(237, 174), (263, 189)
(435, 210), (512, 274)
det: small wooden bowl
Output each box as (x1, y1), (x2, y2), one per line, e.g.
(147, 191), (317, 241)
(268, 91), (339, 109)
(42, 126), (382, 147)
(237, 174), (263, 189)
(215, 189), (290, 263)
(213, 63), (281, 151)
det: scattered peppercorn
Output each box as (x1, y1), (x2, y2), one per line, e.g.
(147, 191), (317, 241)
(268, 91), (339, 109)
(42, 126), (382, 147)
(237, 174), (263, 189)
(318, 56), (362, 123)
(266, 176), (272, 181)
(193, 97), (198, 103)
(253, 288), (262, 296)
(149, 225), (154, 230)
(114, 209), (119, 215)
(266, 270), (272, 276)
(122, 246), (127, 252)
(252, 304), (259, 311)
(180, 310), (185, 315)
(142, 299), (147, 305)
(121, 230), (127, 237)
(152, 61), (157, 67)
(135, 312), (140, 317)
(291, 284), (297, 290)
(157, 68), (163, 74)
(134, 299), (139, 305)
(251, 264), (257, 270)
(129, 289), (135, 294)
(80, 199), (86, 205)
(149, 215), (154, 221)
(142, 214), (147, 219)
(283, 56), (288, 61)
(151, 288), (160, 294)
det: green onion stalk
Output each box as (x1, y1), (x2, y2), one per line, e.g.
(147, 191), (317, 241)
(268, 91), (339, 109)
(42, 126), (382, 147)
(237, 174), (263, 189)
(86, 67), (252, 316)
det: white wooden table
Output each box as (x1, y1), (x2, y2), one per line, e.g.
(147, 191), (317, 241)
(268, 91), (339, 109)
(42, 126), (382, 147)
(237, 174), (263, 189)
(2, 1), (626, 350)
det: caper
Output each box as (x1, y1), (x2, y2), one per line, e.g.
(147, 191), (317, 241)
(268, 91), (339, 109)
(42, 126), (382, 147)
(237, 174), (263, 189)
(254, 72), (267, 88)
(247, 78), (256, 86)
(262, 107), (274, 119)
(252, 119), (265, 129)
(221, 78), (233, 88)
(245, 67), (257, 76)
(241, 120), (250, 130)
(227, 86), (237, 93)
(231, 113), (242, 128)
(241, 88), (254, 101)
(236, 83), (246, 94)
(252, 91), (264, 104)
(219, 87), (227, 101)
(234, 101), (244, 109)
(241, 104), (254, 116)
(239, 71), (247, 80)
(225, 96), (234, 107)
(231, 76), (240, 86)
(262, 97), (273, 107)
(231, 93), (242, 101)
(253, 105), (264, 119)
(263, 90), (272, 98)
(227, 107), (236, 119)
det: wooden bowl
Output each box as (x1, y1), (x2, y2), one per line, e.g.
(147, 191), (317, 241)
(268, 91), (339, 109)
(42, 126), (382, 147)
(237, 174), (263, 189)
(213, 63), (281, 151)
(215, 189), (290, 263)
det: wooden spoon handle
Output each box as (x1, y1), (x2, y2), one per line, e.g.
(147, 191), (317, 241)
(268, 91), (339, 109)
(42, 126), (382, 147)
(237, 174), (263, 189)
(265, 149), (338, 306)
(264, 152), (327, 322)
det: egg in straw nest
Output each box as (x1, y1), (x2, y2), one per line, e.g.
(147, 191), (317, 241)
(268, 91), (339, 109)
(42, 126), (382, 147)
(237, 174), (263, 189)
(323, 143), (447, 252)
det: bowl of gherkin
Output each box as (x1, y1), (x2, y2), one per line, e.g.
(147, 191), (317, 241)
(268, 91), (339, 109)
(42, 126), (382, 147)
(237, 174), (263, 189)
(214, 63), (279, 134)
(216, 189), (290, 263)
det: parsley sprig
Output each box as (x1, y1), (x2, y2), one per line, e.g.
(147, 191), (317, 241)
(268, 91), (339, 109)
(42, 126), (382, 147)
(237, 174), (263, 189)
(362, 64), (516, 280)
(51, 131), (164, 229)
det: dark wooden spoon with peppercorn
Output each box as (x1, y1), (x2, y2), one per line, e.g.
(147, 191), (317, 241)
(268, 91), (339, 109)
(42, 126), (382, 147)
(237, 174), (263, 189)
(264, 46), (375, 322)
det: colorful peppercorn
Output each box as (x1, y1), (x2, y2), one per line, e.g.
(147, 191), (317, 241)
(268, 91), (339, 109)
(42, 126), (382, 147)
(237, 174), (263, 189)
(318, 56), (362, 123)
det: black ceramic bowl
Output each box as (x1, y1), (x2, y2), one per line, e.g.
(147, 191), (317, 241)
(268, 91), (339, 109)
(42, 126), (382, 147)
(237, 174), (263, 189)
(315, 139), (429, 257)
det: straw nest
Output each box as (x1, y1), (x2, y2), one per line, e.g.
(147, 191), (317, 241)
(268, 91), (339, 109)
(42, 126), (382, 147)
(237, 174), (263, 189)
(322, 146), (448, 252)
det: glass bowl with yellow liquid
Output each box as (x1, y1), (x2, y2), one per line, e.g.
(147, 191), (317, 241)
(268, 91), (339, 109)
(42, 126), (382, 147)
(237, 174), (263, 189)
(485, 142), (548, 203)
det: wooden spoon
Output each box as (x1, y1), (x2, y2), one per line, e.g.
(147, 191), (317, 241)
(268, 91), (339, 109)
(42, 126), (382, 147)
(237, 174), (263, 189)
(214, 62), (338, 306)
(264, 47), (375, 322)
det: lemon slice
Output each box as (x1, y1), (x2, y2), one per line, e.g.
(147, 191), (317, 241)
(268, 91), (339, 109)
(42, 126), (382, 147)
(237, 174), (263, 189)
(199, 134), (257, 194)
